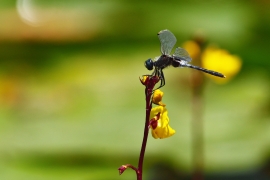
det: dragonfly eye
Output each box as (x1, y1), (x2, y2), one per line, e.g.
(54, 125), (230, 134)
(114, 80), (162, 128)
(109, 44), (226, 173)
(144, 58), (154, 70)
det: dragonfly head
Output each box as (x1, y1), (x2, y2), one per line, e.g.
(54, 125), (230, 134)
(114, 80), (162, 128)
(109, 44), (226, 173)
(144, 58), (154, 70)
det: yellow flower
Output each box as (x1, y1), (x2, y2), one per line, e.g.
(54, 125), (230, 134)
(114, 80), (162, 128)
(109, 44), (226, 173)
(139, 75), (149, 85)
(152, 89), (165, 106)
(202, 46), (242, 84)
(149, 106), (175, 139)
(182, 40), (201, 60)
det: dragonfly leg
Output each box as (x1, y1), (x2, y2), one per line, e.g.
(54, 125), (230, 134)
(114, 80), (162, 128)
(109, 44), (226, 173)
(160, 69), (165, 88)
(153, 68), (165, 91)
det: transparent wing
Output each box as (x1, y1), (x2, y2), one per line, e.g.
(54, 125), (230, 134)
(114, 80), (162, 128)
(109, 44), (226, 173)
(158, 29), (177, 55)
(173, 47), (192, 62)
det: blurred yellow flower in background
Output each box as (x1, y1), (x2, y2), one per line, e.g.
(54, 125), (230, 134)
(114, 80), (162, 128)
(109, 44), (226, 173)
(149, 106), (175, 139)
(182, 40), (201, 60)
(202, 46), (242, 84)
(183, 40), (242, 84)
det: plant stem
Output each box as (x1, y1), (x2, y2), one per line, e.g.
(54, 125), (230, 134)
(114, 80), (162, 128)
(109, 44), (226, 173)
(191, 71), (205, 180)
(137, 89), (152, 180)
(191, 91), (204, 180)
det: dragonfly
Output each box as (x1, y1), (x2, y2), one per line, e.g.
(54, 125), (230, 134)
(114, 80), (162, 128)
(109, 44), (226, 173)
(144, 29), (225, 89)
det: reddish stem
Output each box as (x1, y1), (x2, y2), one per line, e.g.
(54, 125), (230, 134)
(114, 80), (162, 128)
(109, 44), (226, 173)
(137, 87), (152, 180)
(119, 76), (158, 180)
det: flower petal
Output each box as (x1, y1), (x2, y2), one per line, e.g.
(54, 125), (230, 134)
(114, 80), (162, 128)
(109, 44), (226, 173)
(152, 89), (165, 106)
(149, 106), (175, 139)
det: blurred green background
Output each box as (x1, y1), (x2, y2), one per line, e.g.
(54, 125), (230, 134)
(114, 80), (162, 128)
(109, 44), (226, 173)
(0, 0), (270, 179)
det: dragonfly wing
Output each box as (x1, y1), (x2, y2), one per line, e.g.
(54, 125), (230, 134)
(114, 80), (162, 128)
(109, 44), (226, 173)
(158, 29), (177, 55)
(173, 47), (192, 62)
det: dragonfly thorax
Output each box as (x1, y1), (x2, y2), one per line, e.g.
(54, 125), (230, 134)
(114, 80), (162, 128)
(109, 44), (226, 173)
(153, 55), (173, 69)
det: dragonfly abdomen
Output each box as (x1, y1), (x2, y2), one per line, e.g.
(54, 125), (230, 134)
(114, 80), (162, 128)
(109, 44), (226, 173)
(186, 64), (225, 78)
